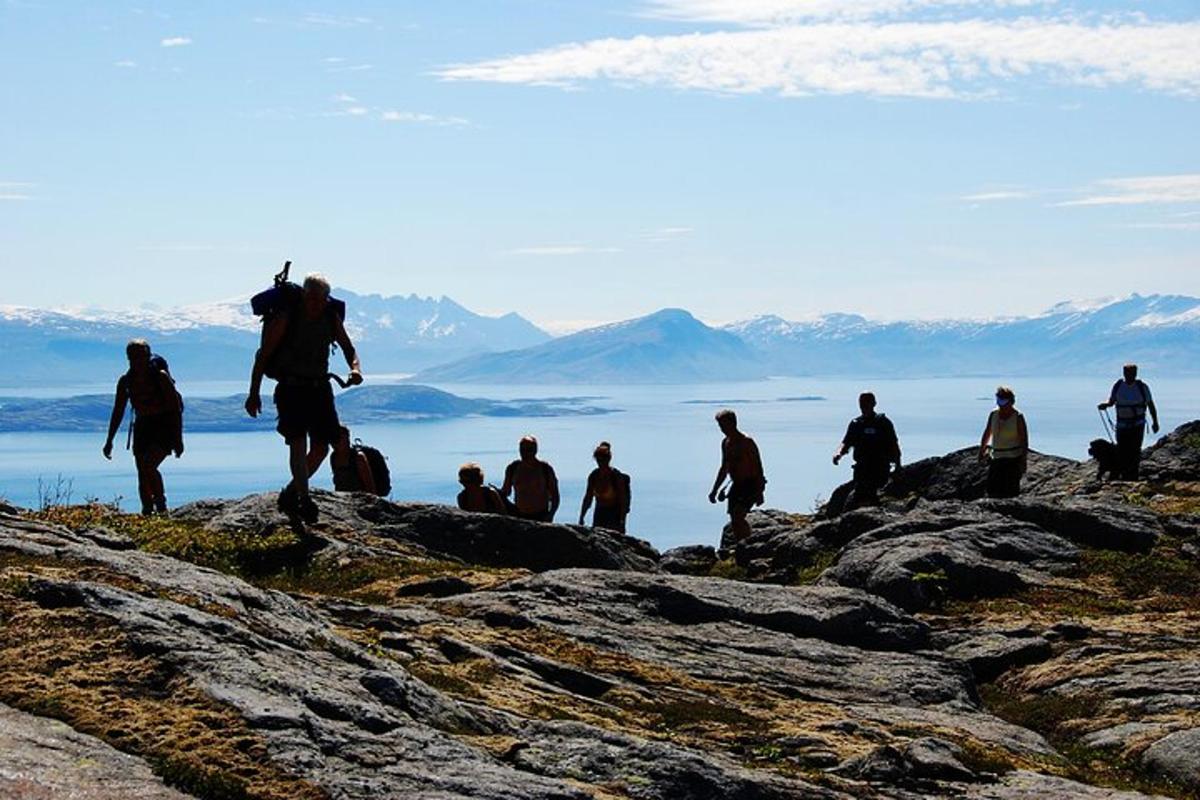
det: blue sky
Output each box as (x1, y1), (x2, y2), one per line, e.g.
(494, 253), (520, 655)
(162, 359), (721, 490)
(2, 1), (1198, 331)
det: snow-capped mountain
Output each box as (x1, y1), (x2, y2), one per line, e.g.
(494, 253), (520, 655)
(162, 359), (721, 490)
(0, 290), (549, 387)
(723, 294), (1200, 377)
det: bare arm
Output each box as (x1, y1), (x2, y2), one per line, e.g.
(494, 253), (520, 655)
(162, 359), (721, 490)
(246, 314), (289, 416)
(500, 462), (515, 497)
(579, 473), (594, 525)
(547, 466), (560, 517)
(355, 451), (377, 494)
(709, 440), (730, 502)
(978, 412), (993, 461)
(332, 317), (362, 383)
(1148, 397), (1160, 432)
(103, 378), (129, 458)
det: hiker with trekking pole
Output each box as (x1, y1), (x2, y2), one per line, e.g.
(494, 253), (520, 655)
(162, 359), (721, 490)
(245, 264), (362, 525)
(1098, 363), (1159, 481)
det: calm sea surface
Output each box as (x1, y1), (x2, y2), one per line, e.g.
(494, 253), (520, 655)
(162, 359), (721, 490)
(2, 376), (1197, 550)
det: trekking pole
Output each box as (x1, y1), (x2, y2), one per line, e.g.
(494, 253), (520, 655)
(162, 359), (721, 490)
(273, 260), (291, 287)
(1098, 407), (1115, 443)
(327, 373), (352, 389)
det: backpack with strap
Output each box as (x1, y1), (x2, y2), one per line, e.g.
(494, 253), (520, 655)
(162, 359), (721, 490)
(250, 261), (347, 380)
(610, 468), (632, 515)
(1111, 379), (1149, 425)
(352, 439), (391, 497)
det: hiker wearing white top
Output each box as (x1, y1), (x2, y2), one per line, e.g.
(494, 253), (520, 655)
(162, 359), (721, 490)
(978, 386), (1028, 498)
(1098, 363), (1159, 480)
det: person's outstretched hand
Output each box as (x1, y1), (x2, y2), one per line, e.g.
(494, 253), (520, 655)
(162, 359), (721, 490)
(348, 370), (363, 386)
(708, 491), (718, 505)
(832, 453), (842, 466)
(245, 392), (262, 417)
(174, 442), (185, 458)
(578, 515), (586, 526)
(1097, 402), (1107, 411)
(102, 440), (113, 460)
(1153, 421), (1161, 434)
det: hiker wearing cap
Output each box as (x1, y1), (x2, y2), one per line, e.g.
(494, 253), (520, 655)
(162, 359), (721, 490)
(501, 436), (560, 522)
(102, 339), (184, 515)
(833, 392), (901, 509)
(579, 442), (631, 532)
(245, 272), (362, 524)
(978, 386), (1028, 498)
(1098, 363), (1159, 480)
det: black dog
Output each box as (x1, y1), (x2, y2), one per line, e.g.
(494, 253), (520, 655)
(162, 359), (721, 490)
(1088, 439), (1121, 480)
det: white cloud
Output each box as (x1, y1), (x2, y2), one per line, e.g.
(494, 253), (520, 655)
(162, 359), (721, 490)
(962, 190), (1031, 201)
(0, 181), (34, 201)
(1123, 222), (1200, 231)
(323, 57), (346, 64)
(301, 13), (373, 28)
(438, 17), (1200, 100)
(160, 36), (191, 47)
(1057, 174), (1200, 207)
(380, 110), (470, 126)
(114, 59), (137, 68)
(508, 245), (623, 256)
(642, 0), (1050, 25)
(327, 63), (373, 73)
(333, 92), (358, 103)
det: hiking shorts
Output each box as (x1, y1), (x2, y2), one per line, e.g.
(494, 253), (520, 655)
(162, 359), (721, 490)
(727, 480), (762, 517)
(274, 381), (340, 446)
(133, 412), (178, 459)
(592, 503), (626, 533)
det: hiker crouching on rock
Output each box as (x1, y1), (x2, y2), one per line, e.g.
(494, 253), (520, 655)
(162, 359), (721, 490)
(245, 273), (361, 524)
(501, 436), (560, 522)
(979, 386), (1028, 498)
(833, 392), (901, 510)
(579, 441), (631, 532)
(330, 426), (377, 494)
(709, 409), (766, 559)
(1098, 363), (1160, 481)
(103, 339), (184, 515)
(457, 462), (507, 515)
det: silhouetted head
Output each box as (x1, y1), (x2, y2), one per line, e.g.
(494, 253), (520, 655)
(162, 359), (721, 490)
(593, 441), (612, 466)
(458, 462), (484, 487)
(715, 409), (738, 435)
(519, 435), (538, 459)
(858, 392), (877, 415)
(125, 339), (151, 371)
(1124, 363), (1138, 382)
(302, 273), (331, 318)
(995, 386), (1016, 408)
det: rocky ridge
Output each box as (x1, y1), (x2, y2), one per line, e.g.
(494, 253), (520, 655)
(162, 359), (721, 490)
(1, 423), (1198, 798)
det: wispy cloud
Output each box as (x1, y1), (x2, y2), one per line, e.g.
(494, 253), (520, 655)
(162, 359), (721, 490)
(642, 0), (1051, 25)
(333, 92), (358, 103)
(508, 245), (623, 256)
(1123, 222), (1200, 231)
(645, 225), (694, 241)
(962, 190), (1031, 202)
(160, 36), (191, 48)
(327, 63), (373, 73)
(380, 110), (469, 126)
(439, 5), (1200, 100)
(1057, 174), (1200, 207)
(114, 59), (137, 68)
(0, 181), (34, 201)
(301, 12), (374, 28)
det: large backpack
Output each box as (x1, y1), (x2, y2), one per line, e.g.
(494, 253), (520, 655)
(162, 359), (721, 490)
(125, 353), (184, 450)
(610, 467), (632, 515)
(354, 439), (391, 497)
(250, 261), (347, 380)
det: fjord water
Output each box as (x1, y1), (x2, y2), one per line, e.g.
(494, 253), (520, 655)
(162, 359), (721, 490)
(3, 375), (1198, 551)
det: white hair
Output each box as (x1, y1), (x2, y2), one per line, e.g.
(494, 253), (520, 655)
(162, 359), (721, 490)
(303, 272), (331, 295)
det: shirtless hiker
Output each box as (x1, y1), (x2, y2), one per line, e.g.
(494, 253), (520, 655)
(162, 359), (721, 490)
(708, 409), (766, 555)
(501, 436), (560, 522)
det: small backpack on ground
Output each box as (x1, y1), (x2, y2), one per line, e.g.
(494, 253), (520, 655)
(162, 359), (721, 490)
(250, 261), (347, 380)
(353, 439), (391, 497)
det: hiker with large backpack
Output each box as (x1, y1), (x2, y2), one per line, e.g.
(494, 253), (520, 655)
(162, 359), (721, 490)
(579, 441), (631, 532)
(102, 339), (184, 515)
(833, 392), (901, 510)
(1098, 363), (1160, 480)
(500, 436), (560, 522)
(245, 270), (362, 524)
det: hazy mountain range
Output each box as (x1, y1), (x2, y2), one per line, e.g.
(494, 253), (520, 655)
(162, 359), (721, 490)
(0, 290), (549, 387)
(3, 293), (1197, 387)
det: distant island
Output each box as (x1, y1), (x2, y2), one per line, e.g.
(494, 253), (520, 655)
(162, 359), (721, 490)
(0, 385), (615, 434)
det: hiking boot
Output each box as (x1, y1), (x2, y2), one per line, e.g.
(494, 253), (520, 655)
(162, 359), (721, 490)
(154, 497), (167, 515)
(277, 485), (299, 517)
(299, 494), (319, 524)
